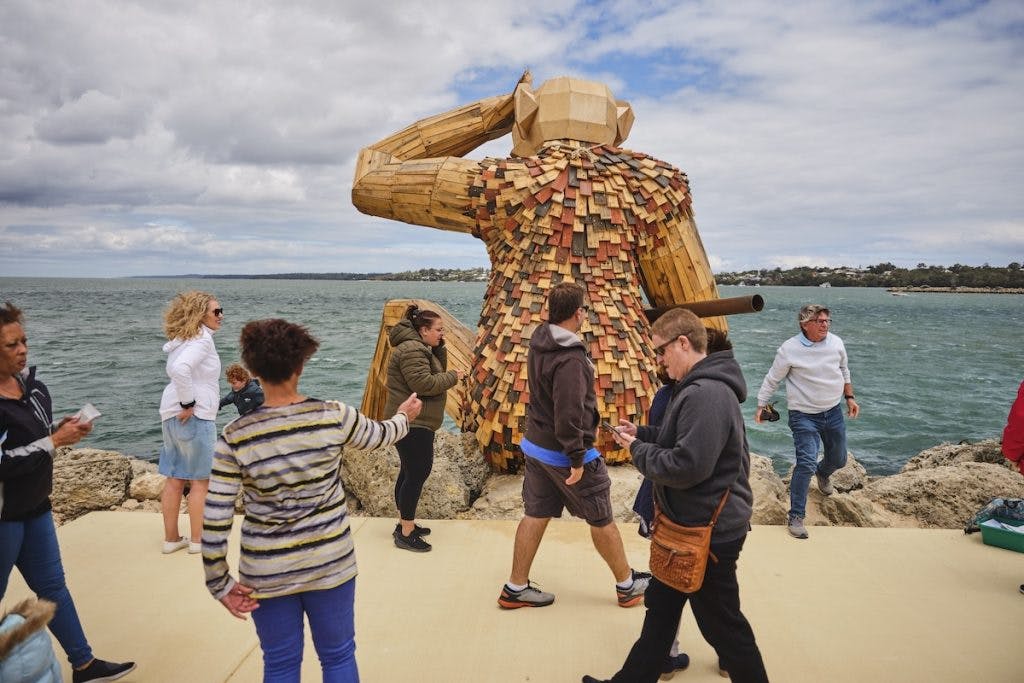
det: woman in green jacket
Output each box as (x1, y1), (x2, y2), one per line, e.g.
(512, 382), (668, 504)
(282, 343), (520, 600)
(385, 305), (463, 552)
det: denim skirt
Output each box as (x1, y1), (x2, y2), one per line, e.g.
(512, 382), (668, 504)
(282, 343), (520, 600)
(159, 416), (215, 480)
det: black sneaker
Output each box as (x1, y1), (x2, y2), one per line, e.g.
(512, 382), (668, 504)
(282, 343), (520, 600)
(660, 653), (690, 680)
(394, 531), (431, 552)
(393, 523), (430, 537)
(72, 659), (136, 682)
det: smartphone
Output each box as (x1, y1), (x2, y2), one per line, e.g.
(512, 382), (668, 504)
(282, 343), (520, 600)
(599, 421), (619, 434)
(75, 403), (102, 424)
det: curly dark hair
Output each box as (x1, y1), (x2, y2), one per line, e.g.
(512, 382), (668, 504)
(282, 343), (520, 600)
(0, 302), (24, 327)
(240, 319), (320, 383)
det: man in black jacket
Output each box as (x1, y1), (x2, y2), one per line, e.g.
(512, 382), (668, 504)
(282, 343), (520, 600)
(585, 307), (768, 683)
(497, 282), (649, 610)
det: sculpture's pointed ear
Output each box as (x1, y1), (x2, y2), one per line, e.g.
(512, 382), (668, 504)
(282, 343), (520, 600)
(515, 83), (539, 130)
(512, 83), (540, 157)
(615, 100), (635, 145)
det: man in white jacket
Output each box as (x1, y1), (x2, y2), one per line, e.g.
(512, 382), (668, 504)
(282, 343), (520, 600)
(755, 304), (860, 539)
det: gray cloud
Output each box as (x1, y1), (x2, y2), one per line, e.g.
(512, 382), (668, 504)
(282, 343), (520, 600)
(1, 0), (1021, 277)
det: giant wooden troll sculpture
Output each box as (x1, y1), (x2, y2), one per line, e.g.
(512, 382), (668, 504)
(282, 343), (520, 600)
(353, 72), (725, 472)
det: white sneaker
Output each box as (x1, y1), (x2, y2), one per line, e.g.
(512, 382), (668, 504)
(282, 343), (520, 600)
(162, 537), (189, 554)
(188, 540), (202, 554)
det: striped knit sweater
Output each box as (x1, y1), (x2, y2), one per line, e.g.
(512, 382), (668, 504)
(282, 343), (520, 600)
(203, 398), (409, 601)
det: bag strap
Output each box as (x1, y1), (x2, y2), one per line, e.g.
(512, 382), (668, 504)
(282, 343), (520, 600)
(707, 489), (731, 528)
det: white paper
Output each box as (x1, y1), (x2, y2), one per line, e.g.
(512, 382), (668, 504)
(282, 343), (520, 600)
(76, 403), (101, 423)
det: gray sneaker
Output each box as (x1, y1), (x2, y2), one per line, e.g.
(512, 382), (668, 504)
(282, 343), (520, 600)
(787, 515), (809, 539)
(815, 471), (834, 496)
(616, 569), (651, 607)
(498, 581), (555, 609)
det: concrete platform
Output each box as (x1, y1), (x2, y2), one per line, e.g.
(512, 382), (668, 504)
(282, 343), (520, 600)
(4, 512), (1021, 682)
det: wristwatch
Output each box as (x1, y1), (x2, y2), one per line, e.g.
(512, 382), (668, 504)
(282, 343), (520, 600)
(180, 400), (196, 409)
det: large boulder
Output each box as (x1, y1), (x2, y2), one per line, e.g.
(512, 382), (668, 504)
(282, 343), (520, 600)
(817, 492), (890, 527)
(130, 472), (166, 501)
(52, 448), (132, 520)
(749, 454), (788, 525)
(863, 462), (1024, 528)
(340, 434), (479, 519)
(461, 474), (525, 520)
(900, 439), (1009, 472)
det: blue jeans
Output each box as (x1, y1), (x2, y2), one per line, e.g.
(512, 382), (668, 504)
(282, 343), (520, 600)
(788, 404), (848, 517)
(251, 580), (359, 683)
(0, 510), (93, 667)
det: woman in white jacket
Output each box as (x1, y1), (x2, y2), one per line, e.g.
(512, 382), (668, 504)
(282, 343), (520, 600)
(158, 291), (223, 555)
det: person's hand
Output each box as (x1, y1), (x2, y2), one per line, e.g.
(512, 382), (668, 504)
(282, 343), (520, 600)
(754, 406), (765, 424)
(455, 370), (466, 381)
(565, 466), (583, 486)
(616, 420), (638, 437)
(612, 429), (635, 449)
(178, 405), (195, 423)
(846, 398), (860, 419)
(397, 393), (422, 421)
(51, 417), (92, 447)
(219, 583), (259, 620)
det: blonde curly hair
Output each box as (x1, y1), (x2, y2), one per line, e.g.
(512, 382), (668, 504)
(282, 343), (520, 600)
(163, 291), (216, 341)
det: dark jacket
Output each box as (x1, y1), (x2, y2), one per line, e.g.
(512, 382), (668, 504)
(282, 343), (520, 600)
(0, 367), (56, 521)
(219, 379), (265, 416)
(630, 351), (754, 543)
(384, 319), (458, 431)
(524, 323), (599, 468)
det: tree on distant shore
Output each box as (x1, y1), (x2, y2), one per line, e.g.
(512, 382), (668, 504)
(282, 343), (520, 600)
(716, 263), (1024, 288)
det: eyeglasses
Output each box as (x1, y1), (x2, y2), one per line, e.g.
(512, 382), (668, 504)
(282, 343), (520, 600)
(212, 308), (224, 317)
(808, 318), (831, 325)
(653, 337), (678, 358)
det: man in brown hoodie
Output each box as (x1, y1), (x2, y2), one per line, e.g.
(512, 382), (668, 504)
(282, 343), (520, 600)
(497, 282), (649, 609)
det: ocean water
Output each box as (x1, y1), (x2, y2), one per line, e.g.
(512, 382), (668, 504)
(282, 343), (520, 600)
(1, 278), (1021, 475)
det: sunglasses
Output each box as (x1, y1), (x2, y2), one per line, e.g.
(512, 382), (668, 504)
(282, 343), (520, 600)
(212, 308), (224, 317)
(653, 337), (678, 358)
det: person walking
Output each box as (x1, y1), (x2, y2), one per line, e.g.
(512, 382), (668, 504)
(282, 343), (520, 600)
(498, 282), (649, 609)
(384, 304), (463, 552)
(203, 318), (422, 681)
(0, 302), (135, 682)
(584, 308), (768, 683)
(755, 304), (859, 540)
(158, 291), (223, 554)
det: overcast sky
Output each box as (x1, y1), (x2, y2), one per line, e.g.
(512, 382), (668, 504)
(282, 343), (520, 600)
(1, 0), (1021, 277)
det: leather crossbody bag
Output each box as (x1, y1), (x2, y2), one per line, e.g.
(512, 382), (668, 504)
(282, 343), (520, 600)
(649, 489), (731, 593)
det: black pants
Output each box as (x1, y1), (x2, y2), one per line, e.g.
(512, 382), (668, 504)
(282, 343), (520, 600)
(609, 534), (768, 683)
(394, 427), (435, 521)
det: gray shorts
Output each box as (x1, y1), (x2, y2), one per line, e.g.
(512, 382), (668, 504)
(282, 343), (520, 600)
(522, 456), (614, 527)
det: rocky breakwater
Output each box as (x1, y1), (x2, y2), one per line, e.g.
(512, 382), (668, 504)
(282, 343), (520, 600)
(52, 437), (1024, 530)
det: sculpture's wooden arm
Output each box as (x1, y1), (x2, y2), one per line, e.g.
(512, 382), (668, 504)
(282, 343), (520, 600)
(351, 92), (517, 233)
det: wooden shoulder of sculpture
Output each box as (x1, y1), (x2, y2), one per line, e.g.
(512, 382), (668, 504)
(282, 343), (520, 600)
(352, 93), (515, 232)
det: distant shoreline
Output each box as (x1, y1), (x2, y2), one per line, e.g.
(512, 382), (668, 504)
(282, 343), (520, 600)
(887, 286), (1024, 294)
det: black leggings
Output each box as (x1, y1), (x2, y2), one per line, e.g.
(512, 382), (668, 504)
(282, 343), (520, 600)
(394, 427), (435, 521)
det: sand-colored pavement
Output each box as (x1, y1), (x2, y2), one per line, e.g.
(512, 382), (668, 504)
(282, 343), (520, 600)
(4, 512), (1021, 682)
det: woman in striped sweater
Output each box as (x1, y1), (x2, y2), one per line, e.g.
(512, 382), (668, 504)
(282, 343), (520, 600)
(202, 318), (421, 682)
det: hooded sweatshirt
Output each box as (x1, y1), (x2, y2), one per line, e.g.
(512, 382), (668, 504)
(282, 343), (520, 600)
(630, 350), (754, 543)
(159, 325), (221, 422)
(384, 319), (457, 431)
(523, 322), (599, 468)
